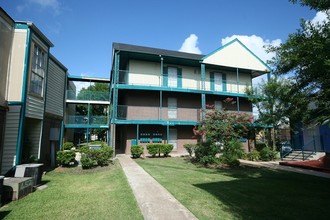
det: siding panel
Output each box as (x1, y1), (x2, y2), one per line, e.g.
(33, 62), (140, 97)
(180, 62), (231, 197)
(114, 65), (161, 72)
(45, 58), (66, 117)
(26, 95), (44, 119)
(1, 105), (20, 174)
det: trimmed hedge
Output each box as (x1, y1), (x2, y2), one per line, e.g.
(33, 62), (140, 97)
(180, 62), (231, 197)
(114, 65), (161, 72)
(63, 142), (74, 150)
(57, 150), (76, 167)
(80, 145), (114, 169)
(131, 145), (144, 158)
(146, 144), (173, 157)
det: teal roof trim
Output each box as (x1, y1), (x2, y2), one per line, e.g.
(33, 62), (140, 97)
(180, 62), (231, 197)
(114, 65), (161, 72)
(202, 38), (271, 72)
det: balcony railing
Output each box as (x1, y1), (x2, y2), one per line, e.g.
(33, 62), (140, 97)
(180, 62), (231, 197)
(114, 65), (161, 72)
(117, 105), (200, 122)
(116, 70), (261, 95)
(66, 90), (109, 102)
(65, 115), (109, 125)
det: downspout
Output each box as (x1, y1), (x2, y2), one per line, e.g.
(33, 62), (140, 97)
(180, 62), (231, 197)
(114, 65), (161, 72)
(61, 71), (68, 150)
(38, 47), (51, 160)
(16, 24), (31, 165)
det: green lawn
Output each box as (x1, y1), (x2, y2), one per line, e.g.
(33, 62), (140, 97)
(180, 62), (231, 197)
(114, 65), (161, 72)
(0, 162), (143, 220)
(136, 157), (330, 220)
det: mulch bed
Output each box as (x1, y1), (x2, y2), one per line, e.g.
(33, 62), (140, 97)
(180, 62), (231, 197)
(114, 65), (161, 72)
(279, 156), (330, 173)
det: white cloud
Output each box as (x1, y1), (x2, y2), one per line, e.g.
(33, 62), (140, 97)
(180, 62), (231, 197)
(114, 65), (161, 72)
(311, 10), (329, 25)
(179, 34), (202, 54)
(17, 0), (61, 15)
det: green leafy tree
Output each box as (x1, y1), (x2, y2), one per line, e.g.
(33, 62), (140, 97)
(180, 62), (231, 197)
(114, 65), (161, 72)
(267, 1), (330, 125)
(246, 77), (309, 150)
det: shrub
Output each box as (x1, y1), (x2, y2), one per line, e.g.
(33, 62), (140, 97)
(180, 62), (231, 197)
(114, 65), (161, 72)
(131, 145), (144, 158)
(80, 145), (114, 169)
(80, 154), (96, 169)
(161, 144), (173, 157)
(79, 145), (90, 154)
(57, 150), (76, 167)
(221, 140), (245, 166)
(255, 142), (267, 152)
(184, 144), (197, 157)
(146, 144), (174, 157)
(147, 144), (161, 157)
(247, 150), (260, 161)
(194, 141), (219, 165)
(259, 147), (277, 161)
(63, 142), (74, 150)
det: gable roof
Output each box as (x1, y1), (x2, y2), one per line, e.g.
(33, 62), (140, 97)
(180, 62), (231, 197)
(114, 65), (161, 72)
(202, 38), (271, 74)
(113, 43), (203, 60)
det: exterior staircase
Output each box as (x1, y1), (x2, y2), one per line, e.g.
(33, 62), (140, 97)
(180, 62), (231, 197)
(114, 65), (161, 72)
(282, 150), (325, 161)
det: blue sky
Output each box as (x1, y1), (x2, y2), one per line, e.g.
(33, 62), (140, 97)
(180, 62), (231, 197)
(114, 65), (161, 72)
(0, 0), (323, 79)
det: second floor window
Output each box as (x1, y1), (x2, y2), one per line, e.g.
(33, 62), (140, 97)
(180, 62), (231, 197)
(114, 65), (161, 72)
(30, 44), (46, 97)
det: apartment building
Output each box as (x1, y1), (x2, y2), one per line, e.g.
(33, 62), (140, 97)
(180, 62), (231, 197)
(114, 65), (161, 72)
(0, 8), (67, 174)
(110, 41), (271, 155)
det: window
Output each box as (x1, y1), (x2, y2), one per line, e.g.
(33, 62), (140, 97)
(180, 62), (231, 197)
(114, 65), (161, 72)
(30, 44), (46, 96)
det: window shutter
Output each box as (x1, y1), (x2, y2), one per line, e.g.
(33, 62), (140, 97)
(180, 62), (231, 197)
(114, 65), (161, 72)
(163, 67), (168, 87)
(210, 72), (214, 91)
(177, 68), (182, 88)
(222, 73), (227, 91)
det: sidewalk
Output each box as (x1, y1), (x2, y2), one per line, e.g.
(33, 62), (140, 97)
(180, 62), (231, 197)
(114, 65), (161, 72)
(239, 159), (330, 179)
(117, 154), (197, 220)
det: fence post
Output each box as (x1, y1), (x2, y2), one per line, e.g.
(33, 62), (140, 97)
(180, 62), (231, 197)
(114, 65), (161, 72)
(313, 135), (316, 154)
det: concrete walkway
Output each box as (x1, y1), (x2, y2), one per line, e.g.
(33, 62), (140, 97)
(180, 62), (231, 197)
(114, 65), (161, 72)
(239, 159), (330, 179)
(117, 154), (197, 220)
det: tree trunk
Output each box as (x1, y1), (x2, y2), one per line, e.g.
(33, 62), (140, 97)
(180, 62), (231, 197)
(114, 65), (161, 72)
(271, 127), (276, 151)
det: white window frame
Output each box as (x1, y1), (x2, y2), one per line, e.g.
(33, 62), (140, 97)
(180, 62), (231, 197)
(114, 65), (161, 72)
(30, 43), (46, 97)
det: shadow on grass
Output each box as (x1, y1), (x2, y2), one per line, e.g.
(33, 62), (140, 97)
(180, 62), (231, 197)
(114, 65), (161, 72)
(0, 211), (11, 219)
(193, 168), (330, 220)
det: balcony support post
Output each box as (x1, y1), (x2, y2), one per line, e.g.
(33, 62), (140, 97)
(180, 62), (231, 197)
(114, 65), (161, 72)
(136, 124), (139, 144)
(160, 91), (163, 120)
(166, 123), (170, 144)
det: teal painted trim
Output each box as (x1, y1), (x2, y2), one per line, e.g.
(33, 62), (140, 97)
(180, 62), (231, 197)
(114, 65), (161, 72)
(201, 64), (205, 90)
(201, 93), (206, 119)
(15, 23), (29, 29)
(59, 120), (64, 150)
(201, 38), (271, 72)
(7, 102), (22, 105)
(116, 84), (250, 98)
(163, 66), (168, 87)
(177, 68), (182, 88)
(210, 72), (214, 91)
(16, 26), (31, 165)
(222, 73), (227, 91)
(237, 97), (240, 112)
(166, 125), (169, 144)
(160, 90), (163, 119)
(113, 119), (197, 126)
(64, 124), (109, 129)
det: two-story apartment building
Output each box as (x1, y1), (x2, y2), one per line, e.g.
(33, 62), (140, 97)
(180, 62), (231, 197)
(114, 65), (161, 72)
(110, 41), (271, 155)
(0, 8), (67, 174)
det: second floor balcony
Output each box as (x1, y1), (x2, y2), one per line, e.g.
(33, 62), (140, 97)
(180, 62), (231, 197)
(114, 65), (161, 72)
(66, 90), (110, 102)
(115, 70), (263, 96)
(65, 115), (109, 126)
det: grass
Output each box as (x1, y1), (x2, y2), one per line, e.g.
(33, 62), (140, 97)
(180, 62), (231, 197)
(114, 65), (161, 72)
(136, 157), (330, 220)
(0, 161), (143, 220)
